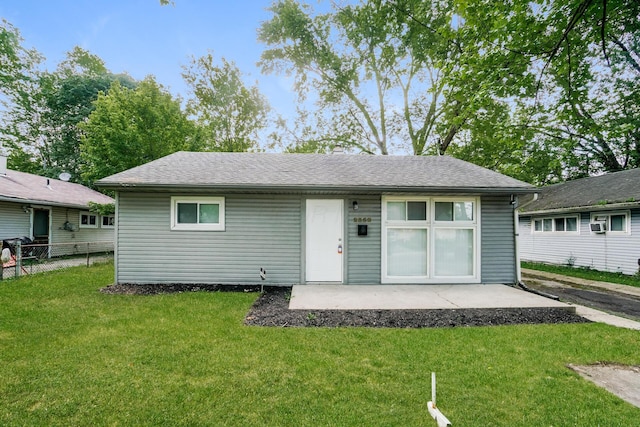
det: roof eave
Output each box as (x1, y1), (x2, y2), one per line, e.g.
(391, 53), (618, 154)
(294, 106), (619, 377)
(519, 200), (640, 216)
(96, 182), (536, 194)
(0, 195), (97, 210)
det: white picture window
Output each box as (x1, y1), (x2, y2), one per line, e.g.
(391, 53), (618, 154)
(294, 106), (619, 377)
(101, 215), (115, 228)
(79, 211), (98, 228)
(382, 197), (479, 283)
(432, 198), (476, 278)
(171, 196), (225, 231)
(383, 197), (429, 280)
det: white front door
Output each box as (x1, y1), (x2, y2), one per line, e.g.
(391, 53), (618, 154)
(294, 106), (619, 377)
(306, 199), (343, 282)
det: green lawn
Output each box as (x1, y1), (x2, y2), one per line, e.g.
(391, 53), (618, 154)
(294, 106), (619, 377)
(523, 261), (640, 288)
(1, 263), (639, 426)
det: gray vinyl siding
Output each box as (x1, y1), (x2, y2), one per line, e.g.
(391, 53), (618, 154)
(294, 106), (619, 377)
(481, 195), (516, 284)
(115, 192), (521, 285)
(116, 193), (302, 285)
(519, 208), (640, 275)
(0, 201), (31, 239)
(346, 196), (381, 284)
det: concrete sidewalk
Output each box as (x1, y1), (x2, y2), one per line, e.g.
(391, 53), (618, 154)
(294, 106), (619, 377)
(289, 284), (572, 310)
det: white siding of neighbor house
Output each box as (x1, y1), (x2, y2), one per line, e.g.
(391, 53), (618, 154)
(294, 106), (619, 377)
(481, 195), (517, 284)
(519, 208), (640, 275)
(0, 201), (31, 239)
(116, 193), (303, 285)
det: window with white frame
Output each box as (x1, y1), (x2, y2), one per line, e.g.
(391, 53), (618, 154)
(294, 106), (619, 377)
(433, 201), (476, 277)
(79, 211), (98, 228)
(382, 197), (479, 283)
(532, 215), (579, 233)
(171, 196), (225, 231)
(590, 212), (629, 234)
(384, 198), (430, 278)
(101, 215), (115, 228)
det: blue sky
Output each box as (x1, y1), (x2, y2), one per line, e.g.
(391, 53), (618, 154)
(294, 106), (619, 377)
(0, 0), (307, 119)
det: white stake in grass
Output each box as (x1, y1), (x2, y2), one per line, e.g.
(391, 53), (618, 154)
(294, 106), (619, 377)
(427, 372), (452, 427)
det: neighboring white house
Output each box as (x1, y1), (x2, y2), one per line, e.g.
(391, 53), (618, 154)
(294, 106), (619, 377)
(97, 151), (535, 286)
(0, 155), (114, 256)
(518, 168), (640, 275)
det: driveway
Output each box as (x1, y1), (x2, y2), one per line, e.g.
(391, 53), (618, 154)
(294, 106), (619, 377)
(522, 269), (640, 322)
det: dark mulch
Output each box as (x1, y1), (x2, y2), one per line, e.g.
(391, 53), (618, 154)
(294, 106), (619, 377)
(244, 287), (591, 328)
(101, 283), (262, 295)
(101, 284), (590, 328)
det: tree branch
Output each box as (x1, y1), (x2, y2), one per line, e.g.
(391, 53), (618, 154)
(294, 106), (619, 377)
(609, 34), (640, 75)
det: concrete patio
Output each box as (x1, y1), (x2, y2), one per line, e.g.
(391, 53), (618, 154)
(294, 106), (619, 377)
(289, 284), (572, 311)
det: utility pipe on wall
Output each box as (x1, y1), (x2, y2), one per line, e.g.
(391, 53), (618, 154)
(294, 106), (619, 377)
(512, 195), (522, 283)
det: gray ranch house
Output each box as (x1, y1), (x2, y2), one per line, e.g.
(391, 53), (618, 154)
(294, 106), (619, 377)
(518, 168), (640, 275)
(97, 151), (534, 286)
(0, 155), (115, 254)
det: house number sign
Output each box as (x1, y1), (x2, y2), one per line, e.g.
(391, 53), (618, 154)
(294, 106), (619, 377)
(353, 217), (372, 223)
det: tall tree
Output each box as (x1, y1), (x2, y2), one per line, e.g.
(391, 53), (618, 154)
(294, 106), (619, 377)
(449, 0), (640, 181)
(1, 46), (137, 182)
(0, 19), (41, 172)
(258, 0), (530, 156)
(182, 53), (270, 152)
(79, 77), (197, 183)
(0, 19), (40, 106)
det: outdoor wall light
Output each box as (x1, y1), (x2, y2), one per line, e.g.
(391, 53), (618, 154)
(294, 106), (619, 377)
(352, 201), (359, 210)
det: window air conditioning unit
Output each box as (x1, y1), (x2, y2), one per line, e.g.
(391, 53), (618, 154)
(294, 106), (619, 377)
(590, 221), (607, 233)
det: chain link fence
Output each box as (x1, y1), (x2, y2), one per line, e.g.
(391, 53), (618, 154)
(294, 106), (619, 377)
(1, 240), (113, 280)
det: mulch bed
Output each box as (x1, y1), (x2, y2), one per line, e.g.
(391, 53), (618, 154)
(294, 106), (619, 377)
(102, 284), (591, 328)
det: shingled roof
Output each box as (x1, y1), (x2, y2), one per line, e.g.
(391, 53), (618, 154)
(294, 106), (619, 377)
(96, 151), (534, 193)
(0, 169), (113, 209)
(519, 168), (640, 214)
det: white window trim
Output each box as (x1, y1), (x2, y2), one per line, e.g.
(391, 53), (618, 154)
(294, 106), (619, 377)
(170, 196), (225, 231)
(101, 214), (115, 229)
(384, 196), (430, 224)
(381, 196), (481, 284)
(531, 215), (580, 234)
(79, 211), (98, 229)
(383, 224), (431, 282)
(590, 211), (630, 235)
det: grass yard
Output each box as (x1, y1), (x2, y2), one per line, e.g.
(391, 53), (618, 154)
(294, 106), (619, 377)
(523, 261), (640, 288)
(1, 263), (639, 426)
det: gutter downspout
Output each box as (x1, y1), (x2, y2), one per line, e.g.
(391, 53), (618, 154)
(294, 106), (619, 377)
(512, 195), (522, 283)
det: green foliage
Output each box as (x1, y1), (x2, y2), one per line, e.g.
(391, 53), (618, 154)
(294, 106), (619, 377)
(258, 0), (534, 157)
(0, 19), (41, 104)
(79, 77), (197, 183)
(259, 0), (639, 182)
(87, 202), (115, 215)
(453, 0), (640, 181)
(1, 45), (137, 184)
(182, 52), (270, 152)
(1, 263), (640, 425)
